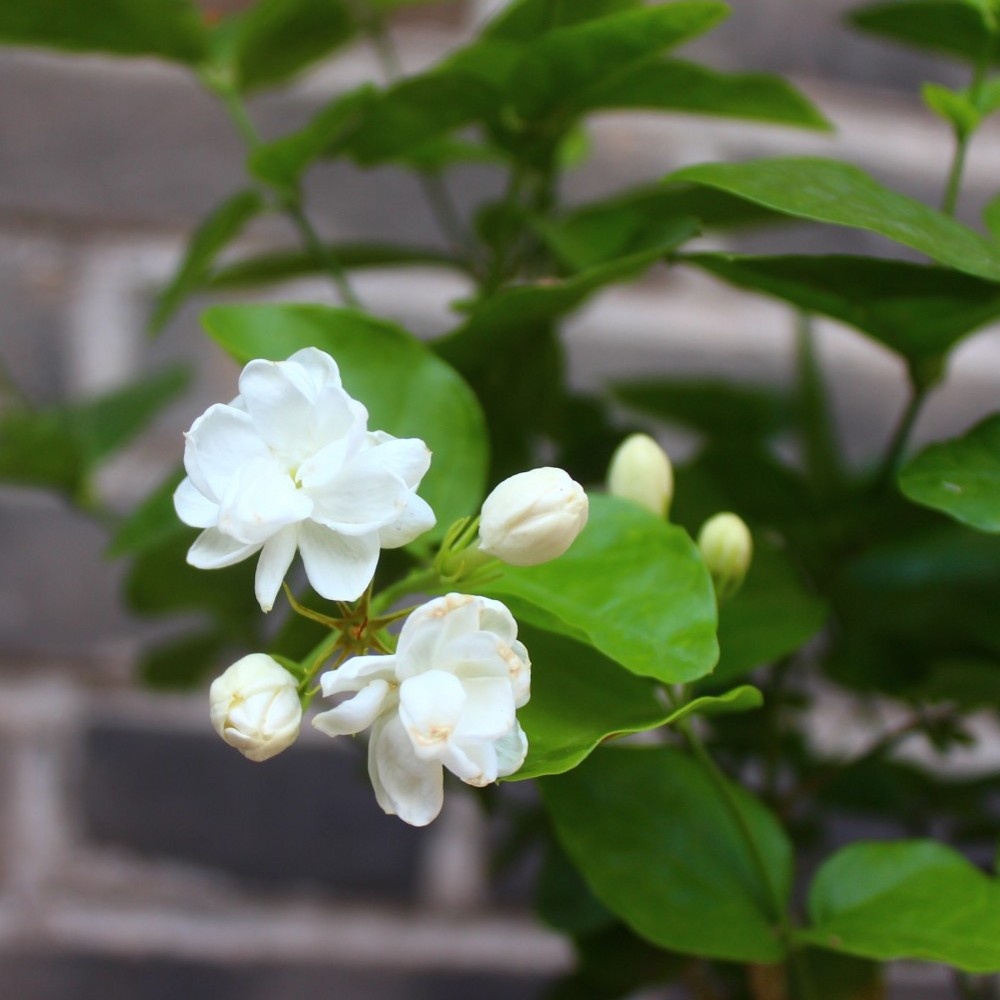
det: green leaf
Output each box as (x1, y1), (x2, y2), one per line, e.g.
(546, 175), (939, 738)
(108, 468), (186, 557)
(923, 82), (981, 134)
(984, 190), (1000, 241)
(149, 191), (264, 334)
(899, 414), (1000, 532)
(541, 185), (777, 271)
(483, 0), (644, 40)
(510, 626), (674, 781)
(580, 59), (830, 129)
(681, 253), (1000, 365)
(664, 685), (764, 725)
(201, 304), (488, 534)
(207, 243), (467, 289)
(848, 0), (1000, 65)
(800, 839), (1000, 972)
(483, 494), (718, 685)
(139, 630), (224, 690)
(0, 408), (83, 495)
(0, 0), (210, 64)
(248, 85), (377, 190)
(541, 745), (793, 963)
(510, 4), (730, 121)
(670, 158), (1000, 281)
(230, 0), (356, 91)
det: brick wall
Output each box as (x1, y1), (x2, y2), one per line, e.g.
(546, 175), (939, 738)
(1, 2), (996, 996)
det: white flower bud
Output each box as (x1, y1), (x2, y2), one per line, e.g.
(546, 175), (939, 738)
(607, 433), (674, 518)
(697, 512), (753, 601)
(478, 467), (589, 567)
(210, 654), (302, 762)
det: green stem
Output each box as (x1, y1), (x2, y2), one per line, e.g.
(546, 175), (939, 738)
(796, 312), (839, 498)
(484, 164), (528, 293)
(369, 566), (442, 616)
(872, 380), (930, 494)
(941, 43), (990, 216)
(217, 83), (361, 308)
(680, 721), (820, 1000)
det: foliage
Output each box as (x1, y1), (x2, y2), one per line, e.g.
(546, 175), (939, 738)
(4, 0), (1000, 993)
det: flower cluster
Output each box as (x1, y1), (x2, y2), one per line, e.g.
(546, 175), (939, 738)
(313, 593), (530, 826)
(186, 348), (589, 825)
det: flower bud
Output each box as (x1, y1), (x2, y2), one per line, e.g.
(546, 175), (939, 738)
(607, 433), (674, 518)
(697, 512), (753, 602)
(479, 467), (589, 567)
(210, 654), (302, 762)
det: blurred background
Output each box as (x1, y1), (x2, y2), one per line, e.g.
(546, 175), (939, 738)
(1, 0), (998, 996)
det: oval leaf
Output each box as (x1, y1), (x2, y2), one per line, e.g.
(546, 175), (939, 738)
(899, 414), (1000, 532)
(200, 304), (489, 535)
(541, 745), (793, 963)
(483, 494), (718, 685)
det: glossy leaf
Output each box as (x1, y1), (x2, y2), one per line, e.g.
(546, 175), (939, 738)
(582, 59), (830, 129)
(682, 253), (1000, 364)
(230, 0), (356, 91)
(510, 4), (730, 121)
(670, 158), (1000, 280)
(201, 304), (488, 534)
(0, 0), (210, 64)
(510, 626), (673, 781)
(541, 185), (777, 271)
(899, 414), (1000, 532)
(984, 190), (1000, 242)
(664, 685), (764, 725)
(207, 244), (467, 289)
(923, 82), (980, 134)
(483, 0), (643, 40)
(800, 839), (1000, 971)
(542, 746), (792, 963)
(848, 0), (1000, 65)
(483, 494), (718, 685)
(149, 190), (264, 334)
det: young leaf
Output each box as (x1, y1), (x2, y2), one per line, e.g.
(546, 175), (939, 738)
(670, 158), (1000, 280)
(483, 495), (719, 685)
(149, 191), (265, 334)
(541, 746), (793, 963)
(229, 0), (356, 91)
(0, 0), (210, 65)
(847, 0), (1000, 66)
(664, 685), (764, 726)
(681, 253), (1000, 365)
(581, 59), (831, 130)
(201, 304), (489, 535)
(899, 414), (1000, 532)
(799, 839), (1000, 972)
(922, 82), (981, 134)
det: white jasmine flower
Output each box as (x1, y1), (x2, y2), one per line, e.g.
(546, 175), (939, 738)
(478, 467), (588, 567)
(174, 348), (435, 611)
(210, 653), (302, 761)
(607, 433), (674, 518)
(312, 593), (530, 827)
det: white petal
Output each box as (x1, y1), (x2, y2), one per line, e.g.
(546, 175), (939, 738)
(298, 521), (380, 602)
(187, 528), (261, 569)
(369, 714), (444, 827)
(305, 447), (411, 533)
(454, 677), (516, 742)
(495, 721), (528, 777)
(395, 594), (482, 677)
(320, 654), (398, 696)
(173, 477), (218, 529)
(285, 347), (343, 392)
(238, 358), (320, 453)
(399, 671), (466, 758)
(313, 385), (368, 453)
(217, 457), (313, 545)
(254, 525), (298, 612)
(367, 437), (432, 490)
(475, 597), (520, 646)
(437, 632), (512, 680)
(378, 492), (436, 549)
(442, 739), (498, 787)
(313, 679), (391, 737)
(184, 403), (269, 502)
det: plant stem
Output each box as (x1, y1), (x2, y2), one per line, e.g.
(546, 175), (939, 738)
(369, 566), (442, 616)
(217, 83), (361, 307)
(795, 312), (839, 498)
(681, 721), (820, 1000)
(940, 43), (990, 216)
(872, 380), (929, 494)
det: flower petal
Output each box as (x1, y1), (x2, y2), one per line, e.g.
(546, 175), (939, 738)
(173, 476), (218, 529)
(286, 346), (342, 393)
(187, 528), (262, 569)
(238, 358), (322, 454)
(378, 492), (436, 550)
(254, 524), (299, 612)
(395, 594), (482, 678)
(442, 738), (498, 787)
(475, 597), (520, 646)
(399, 671), (466, 758)
(366, 436), (432, 490)
(184, 403), (270, 502)
(313, 679), (391, 737)
(320, 654), (398, 696)
(369, 714), (444, 827)
(495, 721), (528, 777)
(217, 457), (313, 545)
(297, 521), (380, 602)
(454, 677), (516, 742)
